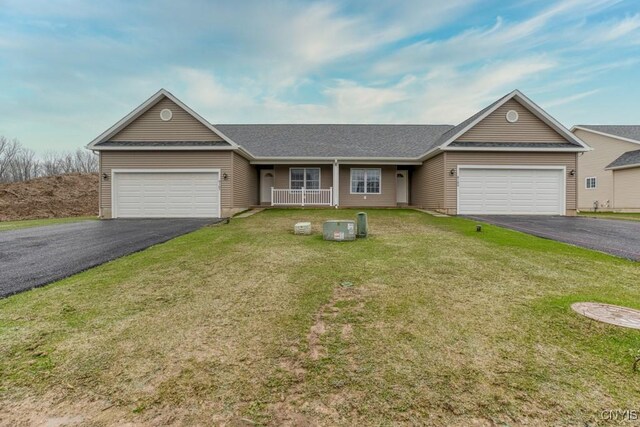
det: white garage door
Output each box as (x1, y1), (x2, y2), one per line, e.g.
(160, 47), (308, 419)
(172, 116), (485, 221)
(458, 167), (565, 215)
(113, 171), (220, 218)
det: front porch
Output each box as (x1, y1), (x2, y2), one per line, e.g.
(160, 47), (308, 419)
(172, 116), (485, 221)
(271, 187), (334, 206)
(257, 163), (412, 208)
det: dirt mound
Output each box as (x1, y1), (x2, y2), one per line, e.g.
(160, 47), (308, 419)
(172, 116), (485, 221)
(0, 173), (98, 221)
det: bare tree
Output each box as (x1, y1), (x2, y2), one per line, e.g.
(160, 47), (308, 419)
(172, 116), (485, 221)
(0, 136), (98, 183)
(9, 146), (40, 182)
(41, 151), (64, 176)
(73, 149), (98, 173)
(0, 136), (21, 183)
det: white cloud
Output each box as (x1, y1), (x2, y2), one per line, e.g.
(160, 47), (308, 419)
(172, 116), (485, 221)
(543, 89), (600, 108)
(174, 57), (556, 125)
(1, 0), (639, 152)
(373, 0), (620, 77)
(585, 13), (640, 43)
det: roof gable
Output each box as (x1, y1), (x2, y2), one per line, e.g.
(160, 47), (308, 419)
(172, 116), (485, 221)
(87, 89), (239, 150)
(606, 149), (640, 170)
(110, 97), (223, 142)
(456, 98), (567, 143)
(435, 90), (590, 152)
(572, 125), (640, 146)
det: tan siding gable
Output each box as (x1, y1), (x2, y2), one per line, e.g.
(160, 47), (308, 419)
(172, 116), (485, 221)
(111, 97), (223, 142)
(456, 99), (566, 143)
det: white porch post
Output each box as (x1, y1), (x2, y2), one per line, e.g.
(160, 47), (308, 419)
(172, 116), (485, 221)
(333, 159), (340, 207)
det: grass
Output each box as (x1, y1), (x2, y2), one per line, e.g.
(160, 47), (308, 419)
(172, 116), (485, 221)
(0, 216), (96, 231)
(1, 209), (640, 425)
(578, 211), (640, 221)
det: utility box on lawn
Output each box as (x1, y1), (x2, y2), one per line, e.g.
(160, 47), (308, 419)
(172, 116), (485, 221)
(323, 220), (356, 241)
(356, 212), (368, 238)
(294, 222), (312, 235)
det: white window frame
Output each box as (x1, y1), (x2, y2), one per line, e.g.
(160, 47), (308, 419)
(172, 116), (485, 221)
(350, 168), (382, 194)
(289, 167), (321, 190)
(585, 176), (597, 190)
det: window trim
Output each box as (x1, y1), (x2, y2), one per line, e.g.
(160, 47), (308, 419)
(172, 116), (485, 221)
(585, 176), (597, 190)
(289, 167), (321, 190)
(350, 168), (382, 195)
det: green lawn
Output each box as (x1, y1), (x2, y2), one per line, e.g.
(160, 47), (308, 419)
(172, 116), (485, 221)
(1, 209), (639, 425)
(578, 211), (640, 221)
(0, 216), (96, 232)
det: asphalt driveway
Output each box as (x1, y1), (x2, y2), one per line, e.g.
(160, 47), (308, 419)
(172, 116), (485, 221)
(0, 218), (222, 298)
(465, 215), (640, 261)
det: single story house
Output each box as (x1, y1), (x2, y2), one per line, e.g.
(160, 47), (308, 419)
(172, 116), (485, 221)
(87, 89), (590, 218)
(572, 125), (640, 212)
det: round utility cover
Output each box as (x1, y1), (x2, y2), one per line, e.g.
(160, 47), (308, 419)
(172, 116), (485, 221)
(571, 302), (640, 330)
(506, 110), (519, 123)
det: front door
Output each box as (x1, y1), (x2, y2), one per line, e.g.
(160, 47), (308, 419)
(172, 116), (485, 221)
(260, 169), (275, 204)
(396, 170), (408, 204)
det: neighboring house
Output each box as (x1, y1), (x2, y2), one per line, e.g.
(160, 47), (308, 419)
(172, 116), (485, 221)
(87, 89), (590, 218)
(572, 126), (640, 212)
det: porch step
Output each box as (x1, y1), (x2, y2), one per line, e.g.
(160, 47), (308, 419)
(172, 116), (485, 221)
(414, 209), (449, 217)
(234, 208), (265, 218)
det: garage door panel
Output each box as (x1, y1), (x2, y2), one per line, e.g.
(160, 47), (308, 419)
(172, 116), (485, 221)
(114, 172), (219, 218)
(458, 168), (564, 215)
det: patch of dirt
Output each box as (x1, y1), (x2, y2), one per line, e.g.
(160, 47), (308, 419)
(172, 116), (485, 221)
(0, 395), (121, 427)
(0, 173), (98, 221)
(267, 285), (366, 425)
(340, 324), (353, 341)
(308, 318), (326, 361)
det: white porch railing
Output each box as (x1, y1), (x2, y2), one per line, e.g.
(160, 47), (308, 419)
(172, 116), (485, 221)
(271, 187), (333, 206)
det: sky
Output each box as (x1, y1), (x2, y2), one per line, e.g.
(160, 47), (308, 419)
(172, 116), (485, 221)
(0, 0), (639, 153)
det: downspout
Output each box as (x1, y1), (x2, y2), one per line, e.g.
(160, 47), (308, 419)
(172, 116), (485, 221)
(333, 159), (340, 208)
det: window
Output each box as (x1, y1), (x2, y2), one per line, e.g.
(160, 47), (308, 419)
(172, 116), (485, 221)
(585, 177), (597, 189)
(289, 168), (320, 190)
(351, 168), (381, 194)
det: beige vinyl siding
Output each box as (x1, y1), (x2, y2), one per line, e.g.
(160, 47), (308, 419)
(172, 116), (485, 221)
(273, 165), (333, 189)
(99, 151), (233, 218)
(613, 168), (640, 211)
(339, 165), (396, 207)
(444, 152), (577, 215)
(574, 129), (640, 210)
(412, 153), (445, 209)
(457, 99), (566, 143)
(110, 97), (224, 142)
(231, 152), (258, 208)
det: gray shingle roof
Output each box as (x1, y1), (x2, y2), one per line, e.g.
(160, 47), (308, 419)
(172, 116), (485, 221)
(96, 141), (231, 147)
(606, 149), (640, 169)
(577, 125), (640, 143)
(215, 124), (454, 158)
